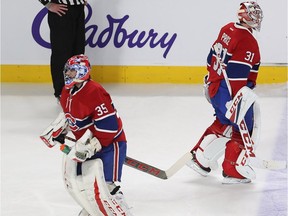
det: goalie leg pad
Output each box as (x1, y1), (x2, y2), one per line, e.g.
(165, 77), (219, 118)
(195, 135), (229, 170)
(191, 118), (232, 170)
(198, 136), (230, 170)
(222, 140), (256, 179)
(235, 149), (256, 180)
(225, 86), (258, 125)
(251, 101), (261, 149)
(62, 155), (99, 215)
(81, 159), (130, 216)
(192, 118), (231, 152)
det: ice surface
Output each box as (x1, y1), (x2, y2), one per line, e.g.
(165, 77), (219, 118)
(1, 83), (287, 216)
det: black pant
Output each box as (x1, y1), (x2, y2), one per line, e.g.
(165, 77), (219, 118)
(48, 4), (85, 97)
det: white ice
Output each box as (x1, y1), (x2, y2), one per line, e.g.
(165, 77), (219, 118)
(1, 83), (287, 216)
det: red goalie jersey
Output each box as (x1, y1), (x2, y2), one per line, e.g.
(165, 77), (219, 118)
(207, 22), (261, 98)
(60, 80), (126, 147)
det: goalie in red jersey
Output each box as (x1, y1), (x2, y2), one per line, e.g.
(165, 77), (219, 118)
(187, 1), (264, 184)
(41, 54), (133, 216)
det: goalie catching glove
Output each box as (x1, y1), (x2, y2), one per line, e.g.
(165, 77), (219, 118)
(40, 112), (68, 148)
(67, 129), (102, 162)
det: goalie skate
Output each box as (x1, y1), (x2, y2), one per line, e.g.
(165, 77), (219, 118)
(108, 183), (133, 216)
(222, 172), (251, 184)
(78, 209), (90, 216)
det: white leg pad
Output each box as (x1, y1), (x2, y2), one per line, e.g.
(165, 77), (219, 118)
(196, 135), (229, 170)
(235, 149), (256, 180)
(251, 101), (261, 149)
(62, 155), (98, 215)
(81, 159), (128, 216)
(225, 86), (258, 125)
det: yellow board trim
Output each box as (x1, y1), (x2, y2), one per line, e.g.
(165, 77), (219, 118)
(1, 65), (287, 84)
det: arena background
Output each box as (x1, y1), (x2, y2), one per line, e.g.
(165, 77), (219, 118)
(1, 0), (287, 84)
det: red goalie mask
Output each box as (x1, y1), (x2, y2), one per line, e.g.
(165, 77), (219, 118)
(63, 54), (91, 89)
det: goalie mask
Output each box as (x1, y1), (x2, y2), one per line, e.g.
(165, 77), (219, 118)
(237, 1), (263, 32)
(64, 54), (91, 89)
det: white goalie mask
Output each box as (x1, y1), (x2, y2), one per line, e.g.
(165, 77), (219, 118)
(237, 1), (264, 32)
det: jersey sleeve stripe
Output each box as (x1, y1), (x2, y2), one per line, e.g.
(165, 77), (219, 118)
(226, 62), (250, 79)
(94, 111), (116, 121)
(94, 114), (119, 133)
(73, 117), (94, 130)
(229, 60), (253, 68)
(250, 69), (258, 73)
(223, 52), (232, 65)
(207, 49), (213, 65)
(251, 63), (260, 72)
(228, 78), (247, 81)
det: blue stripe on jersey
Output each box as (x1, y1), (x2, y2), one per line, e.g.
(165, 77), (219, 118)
(226, 62), (251, 79)
(94, 114), (118, 132)
(73, 116), (93, 129)
(251, 63), (260, 72)
(223, 53), (232, 65)
(207, 49), (213, 65)
(208, 48), (232, 66)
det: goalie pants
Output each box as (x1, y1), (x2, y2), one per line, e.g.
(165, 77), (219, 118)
(47, 4), (85, 98)
(76, 141), (127, 182)
(210, 80), (254, 133)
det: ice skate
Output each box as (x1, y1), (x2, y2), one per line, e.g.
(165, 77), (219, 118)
(78, 208), (91, 216)
(222, 172), (251, 184)
(109, 184), (134, 216)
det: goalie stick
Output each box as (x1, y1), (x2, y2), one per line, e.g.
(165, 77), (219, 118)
(62, 135), (192, 179)
(41, 132), (286, 181)
(125, 152), (192, 179)
(63, 134), (286, 177)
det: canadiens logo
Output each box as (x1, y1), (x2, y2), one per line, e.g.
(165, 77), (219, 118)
(65, 113), (79, 131)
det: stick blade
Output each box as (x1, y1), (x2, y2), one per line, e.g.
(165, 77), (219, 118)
(165, 152), (192, 178)
(250, 157), (287, 170)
